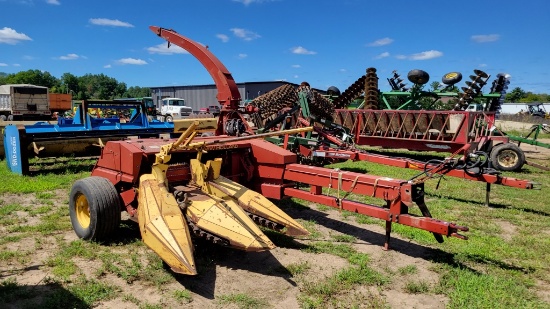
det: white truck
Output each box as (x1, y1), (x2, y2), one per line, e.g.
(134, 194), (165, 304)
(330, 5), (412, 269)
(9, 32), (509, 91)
(160, 98), (193, 122)
(0, 84), (51, 121)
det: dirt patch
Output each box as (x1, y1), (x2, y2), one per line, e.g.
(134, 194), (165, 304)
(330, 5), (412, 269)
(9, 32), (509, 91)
(495, 120), (538, 132)
(295, 206), (449, 309)
(1, 190), (457, 308)
(494, 220), (517, 241)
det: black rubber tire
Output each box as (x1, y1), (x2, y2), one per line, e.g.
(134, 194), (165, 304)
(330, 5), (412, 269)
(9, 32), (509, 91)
(407, 69), (430, 85)
(327, 86), (341, 96)
(442, 72), (462, 85)
(69, 176), (121, 241)
(0, 115), (6, 121)
(490, 143), (525, 172)
(165, 115), (173, 122)
(7, 115), (13, 121)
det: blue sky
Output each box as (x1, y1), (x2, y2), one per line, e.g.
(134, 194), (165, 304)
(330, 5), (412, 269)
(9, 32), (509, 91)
(1, 0), (549, 95)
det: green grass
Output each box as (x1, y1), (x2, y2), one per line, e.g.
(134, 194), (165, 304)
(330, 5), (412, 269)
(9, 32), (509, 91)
(1, 145), (550, 308)
(173, 289), (193, 304)
(297, 241), (388, 307)
(397, 265), (418, 275)
(217, 293), (268, 309)
(286, 261), (311, 276)
(404, 280), (430, 294)
(67, 277), (119, 306)
(318, 151), (550, 307)
(0, 158), (93, 194)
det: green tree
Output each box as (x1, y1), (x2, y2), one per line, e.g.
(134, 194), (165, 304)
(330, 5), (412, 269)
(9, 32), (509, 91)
(506, 87), (526, 102)
(430, 81), (441, 91)
(122, 86), (151, 98)
(77, 73), (120, 100)
(5, 69), (60, 88)
(60, 72), (80, 95)
(521, 92), (542, 103)
(0, 72), (7, 85)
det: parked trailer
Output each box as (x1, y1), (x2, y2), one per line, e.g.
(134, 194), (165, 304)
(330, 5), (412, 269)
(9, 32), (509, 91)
(0, 84), (50, 121)
(333, 109), (525, 171)
(49, 93), (73, 113)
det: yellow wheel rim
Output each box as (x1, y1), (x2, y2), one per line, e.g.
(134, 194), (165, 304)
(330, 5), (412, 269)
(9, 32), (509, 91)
(75, 193), (91, 228)
(497, 149), (518, 168)
(445, 72), (458, 79)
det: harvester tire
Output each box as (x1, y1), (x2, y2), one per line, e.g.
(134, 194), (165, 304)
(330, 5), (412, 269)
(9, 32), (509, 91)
(0, 115), (6, 121)
(69, 176), (121, 241)
(165, 115), (173, 122)
(7, 115), (13, 121)
(490, 143), (525, 172)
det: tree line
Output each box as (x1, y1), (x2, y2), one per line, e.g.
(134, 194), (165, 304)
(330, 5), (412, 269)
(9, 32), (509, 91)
(0, 69), (150, 100)
(1, 69), (547, 104)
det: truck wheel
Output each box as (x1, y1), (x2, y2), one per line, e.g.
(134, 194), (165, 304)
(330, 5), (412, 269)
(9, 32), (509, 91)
(165, 115), (173, 122)
(490, 143), (525, 172)
(407, 69), (430, 85)
(69, 176), (121, 241)
(0, 115), (6, 121)
(442, 72), (462, 85)
(7, 115), (13, 121)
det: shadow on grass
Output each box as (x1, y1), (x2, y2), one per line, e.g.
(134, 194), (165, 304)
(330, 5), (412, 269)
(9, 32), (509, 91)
(0, 264), (44, 280)
(0, 282), (90, 309)
(274, 199), (535, 275)
(426, 192), (550, 217)
(173, 237), (298, 299)
(459, 253), (536, 274)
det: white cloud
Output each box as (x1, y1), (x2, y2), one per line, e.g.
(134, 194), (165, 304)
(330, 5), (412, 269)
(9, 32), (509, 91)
(238, 53), (248, 59)
(104, 64), (111, 68)
(339, 68), (346, 72)
(409, 50), (443, 60)
(233, 0), (277, 5)
(0, 27), (32, 45)
(58, 53), (80, 60)
(374, 52), (390, 59)
(89, 18), (134, 28)
(291, 64), (301, 68)
(22, 55), (35, 60)
(479, 63), (487, 68)
(290, 46), (316, 55)
(46, 0), (60, 5)
(368, 37), (393, 47)
(116, 58), (147, 65)
(0, 63), (7, 66)
(13, 63), (20, 67)
(230, 28), (261, 41)
(471, 34), (500, 43)
(293, 75), (299, 79)
(146, 43), (188, 55)
(396, 50), (443, 60)
(216, 34), (229, 43)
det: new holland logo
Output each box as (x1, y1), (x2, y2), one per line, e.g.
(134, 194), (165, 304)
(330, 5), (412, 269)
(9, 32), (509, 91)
(10, 136), (18, 167)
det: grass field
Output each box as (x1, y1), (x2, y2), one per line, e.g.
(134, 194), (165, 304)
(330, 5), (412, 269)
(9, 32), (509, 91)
(0, 142), (549, 308)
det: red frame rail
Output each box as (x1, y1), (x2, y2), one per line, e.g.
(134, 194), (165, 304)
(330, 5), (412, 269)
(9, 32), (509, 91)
(258, 162), (469, 249)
